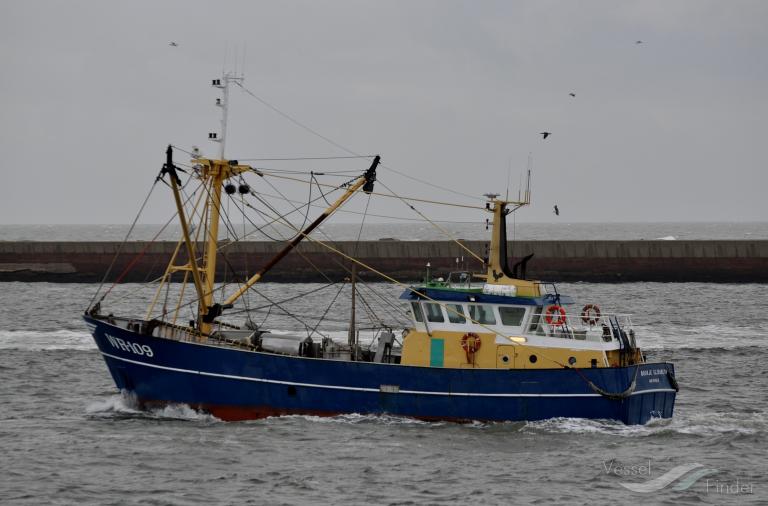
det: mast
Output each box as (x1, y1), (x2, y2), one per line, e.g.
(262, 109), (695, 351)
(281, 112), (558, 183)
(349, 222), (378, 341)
(192, 158), (252, 333)
(202, 163), (224, 321)
(161, 146), (207, 319)
(481, 169), (541, 296)
(155, 73), (249, 334)
(348, 263), (357, 359)
(158, 71), (378, 332)
(210, 71), (243, 160)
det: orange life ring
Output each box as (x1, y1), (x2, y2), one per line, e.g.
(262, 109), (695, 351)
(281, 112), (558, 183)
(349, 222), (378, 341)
(581, 304), (602, 326)
(544, 305), (566, 326)
(461, 332), (482, 353)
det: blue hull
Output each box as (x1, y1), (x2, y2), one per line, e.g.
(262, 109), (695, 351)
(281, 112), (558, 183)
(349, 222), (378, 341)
(84, 316), (677, 424)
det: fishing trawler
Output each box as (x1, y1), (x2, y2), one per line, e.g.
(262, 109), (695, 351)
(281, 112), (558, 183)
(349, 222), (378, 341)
(83, 73), (677, 424)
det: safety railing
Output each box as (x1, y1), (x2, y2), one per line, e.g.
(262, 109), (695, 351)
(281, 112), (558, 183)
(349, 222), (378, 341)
(524, 311), (633, 343)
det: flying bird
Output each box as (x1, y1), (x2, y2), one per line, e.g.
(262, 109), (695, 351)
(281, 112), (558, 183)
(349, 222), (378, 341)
(569, 93), (576, 97)
(635, 40), (643, 44)
(540, 132), (551, 140)
(553, 205), (560, 216)
(169, 41), (178, 47)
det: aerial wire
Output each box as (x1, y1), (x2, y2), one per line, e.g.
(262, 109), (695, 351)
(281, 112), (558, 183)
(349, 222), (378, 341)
(234, 81), (479, 201)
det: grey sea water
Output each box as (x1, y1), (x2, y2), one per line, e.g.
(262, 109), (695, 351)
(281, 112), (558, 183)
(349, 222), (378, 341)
(1, 280), (767, 505)
(1, 221), (766, 242)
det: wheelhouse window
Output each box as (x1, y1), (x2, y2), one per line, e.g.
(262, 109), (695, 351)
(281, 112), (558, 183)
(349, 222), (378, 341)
(499, 306), (526, 327)
(468, 304), (496, 325)
(446, 304), (466, 324)
(411, 302), (424, 323)
(424, 303), (445, 323)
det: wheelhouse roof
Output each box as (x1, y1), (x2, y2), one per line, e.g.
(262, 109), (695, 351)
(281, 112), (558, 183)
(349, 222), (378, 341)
(399, 287), (574, 306)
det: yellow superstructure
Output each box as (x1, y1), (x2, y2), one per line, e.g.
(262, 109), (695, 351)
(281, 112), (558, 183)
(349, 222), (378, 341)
(401, 330), (610, 369)
(399, 197), (641, 371)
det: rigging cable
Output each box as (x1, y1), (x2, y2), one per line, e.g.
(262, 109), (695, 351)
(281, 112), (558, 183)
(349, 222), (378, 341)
(354, 288), (387, 329)
(257, 171), (484, 210)
(352, 191), (372, 258)
(356, 282), (411, 327)
(232, 81), (479, 201)
(86, 177), (160, 310)
(311, 172), (333, 207)
(246, 286), (326, 338)
(376, 178), (484, 263)
(248, 188), (485, 224)
(225, 282), (338, 316)
(115, 182), (208, 312)
(253, 173), (379, 286)
(227, 193), (336, 284)
(245, 169), (359, 271)
(90, 168), (201, 308)
(238, 155), (374, 161)
(243, 170), (434, 325)
(232, 170), (402, 327)
(158, 196), (331, 338)
(307, 282), (346, 339)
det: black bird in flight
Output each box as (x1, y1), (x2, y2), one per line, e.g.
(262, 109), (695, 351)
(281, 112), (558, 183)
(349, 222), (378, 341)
(540, 132), (551, 139)
(553, 205), (560, 216)
(169, 41), (178, 47)
(569, 93), (576, 97)
(635, 40), (643, 44)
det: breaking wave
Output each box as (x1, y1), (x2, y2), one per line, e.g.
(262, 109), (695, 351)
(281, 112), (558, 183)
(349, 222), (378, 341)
(522, 409), (767, 437)
(266, 412), (446, 427)
(86, 392), (220, 423)
(0, 329), (95, 351)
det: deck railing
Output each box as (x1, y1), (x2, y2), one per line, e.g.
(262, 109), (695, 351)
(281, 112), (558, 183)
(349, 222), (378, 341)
(525, 312), (633, 343)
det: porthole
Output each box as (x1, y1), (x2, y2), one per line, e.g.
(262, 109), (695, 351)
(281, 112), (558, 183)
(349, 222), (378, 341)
(501, 355), (510, 363)
(287, 385), (297, 396)
(529, 354), (537, 363)
(568, 356), (577, 366)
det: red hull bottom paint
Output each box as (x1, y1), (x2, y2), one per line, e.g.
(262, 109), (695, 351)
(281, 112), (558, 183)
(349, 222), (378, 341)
(138, 398), (481, 423)
(139, 399), (339, 422)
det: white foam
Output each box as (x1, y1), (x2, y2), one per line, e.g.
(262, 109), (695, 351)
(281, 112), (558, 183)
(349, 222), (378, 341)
(0, 329), (96, 351)
(86, 392), (220, 422)
(667, 410), (767, 437)
(523, 417), (653, 436)
(270, 412), (443, 426)
(655, 235), (677, 240)
(149, 403), (220, 422)
(522, 409), (767, 437)
(86, 392), (142, 415)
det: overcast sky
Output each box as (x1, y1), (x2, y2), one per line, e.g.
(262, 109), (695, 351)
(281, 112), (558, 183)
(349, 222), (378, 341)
(1, 0), (766, 225)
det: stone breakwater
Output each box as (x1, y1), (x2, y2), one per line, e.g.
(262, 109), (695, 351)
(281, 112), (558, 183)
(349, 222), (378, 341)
(0, 240), (765, 283)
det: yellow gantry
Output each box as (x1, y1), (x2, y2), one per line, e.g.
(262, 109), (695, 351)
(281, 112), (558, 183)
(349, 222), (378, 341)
(195, 158), (251, 319)
(161, 147), (378, 335)
(161, 147), (252, 335)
